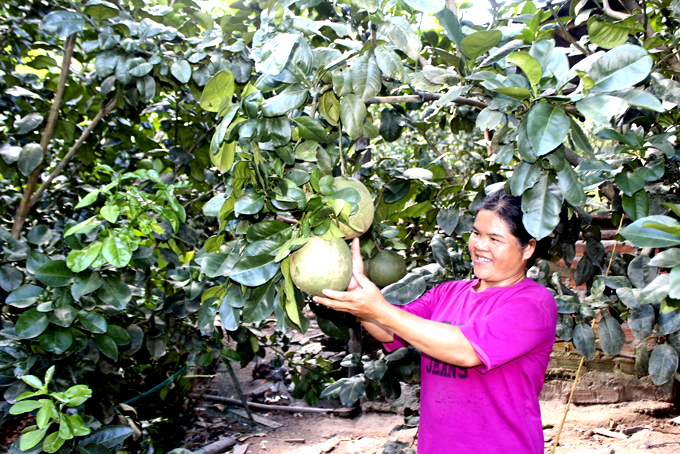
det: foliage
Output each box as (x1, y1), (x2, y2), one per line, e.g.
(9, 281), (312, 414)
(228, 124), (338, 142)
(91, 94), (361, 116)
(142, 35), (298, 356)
(1, 0), (680, 449)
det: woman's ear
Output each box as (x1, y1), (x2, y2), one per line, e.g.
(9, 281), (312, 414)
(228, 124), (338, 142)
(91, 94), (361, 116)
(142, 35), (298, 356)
(522, 238), (537, 261)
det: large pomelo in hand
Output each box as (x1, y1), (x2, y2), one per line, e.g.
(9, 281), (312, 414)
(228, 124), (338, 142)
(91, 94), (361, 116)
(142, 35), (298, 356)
(369, 250), (406, 288)
(290, 235), (353, 296)
(334, 176), (374, 239)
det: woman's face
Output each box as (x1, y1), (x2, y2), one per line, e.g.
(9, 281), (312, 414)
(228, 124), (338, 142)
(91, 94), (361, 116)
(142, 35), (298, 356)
(468, 210), (536, 292)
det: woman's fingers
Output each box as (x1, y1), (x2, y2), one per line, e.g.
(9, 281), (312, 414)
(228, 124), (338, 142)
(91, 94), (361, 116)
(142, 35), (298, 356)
(351, 238), (363, 273)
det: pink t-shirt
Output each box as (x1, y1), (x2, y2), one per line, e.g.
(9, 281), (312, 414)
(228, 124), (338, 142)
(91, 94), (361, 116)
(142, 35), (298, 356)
(385, 278), (557, 454)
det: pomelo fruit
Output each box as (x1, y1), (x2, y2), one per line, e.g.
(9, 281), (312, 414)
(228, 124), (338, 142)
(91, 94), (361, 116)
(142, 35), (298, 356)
(290, 235), (353, 296)
(333, 176), (374, 239)
(368, 250), (406, 288)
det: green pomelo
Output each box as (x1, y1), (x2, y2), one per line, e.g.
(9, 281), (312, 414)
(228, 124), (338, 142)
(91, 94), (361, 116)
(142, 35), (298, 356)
(363, 258), (371, 279)
(369, 250), (406, 288)
(290, 235), (353, 296)
(333, 176), (374, 239)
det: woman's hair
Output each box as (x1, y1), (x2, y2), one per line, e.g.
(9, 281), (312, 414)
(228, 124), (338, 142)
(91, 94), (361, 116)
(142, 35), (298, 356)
(475, 189), (533, 248)
(474, 189), (547, 268)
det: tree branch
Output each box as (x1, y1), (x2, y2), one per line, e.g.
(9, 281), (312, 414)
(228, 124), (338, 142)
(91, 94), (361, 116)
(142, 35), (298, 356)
(29, 98), (117, 209)
(602, 0), (631, 20)
(547, 2), (590, 56)
(11, 33), (77, 239)
(366, 93), (487, 109)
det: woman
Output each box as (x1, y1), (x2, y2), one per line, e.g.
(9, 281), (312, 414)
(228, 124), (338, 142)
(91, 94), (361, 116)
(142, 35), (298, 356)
(313, 190), (558, 454)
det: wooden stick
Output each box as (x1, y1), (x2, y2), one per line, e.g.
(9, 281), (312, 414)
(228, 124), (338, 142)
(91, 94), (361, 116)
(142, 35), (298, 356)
(203, 394), (352, 414)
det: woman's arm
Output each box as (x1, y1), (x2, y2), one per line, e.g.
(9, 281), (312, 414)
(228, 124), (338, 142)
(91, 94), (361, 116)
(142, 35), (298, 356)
(313, 239), (482, 368)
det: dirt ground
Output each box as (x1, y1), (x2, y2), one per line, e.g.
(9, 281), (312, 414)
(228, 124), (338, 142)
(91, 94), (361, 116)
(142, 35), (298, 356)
(181, 318), (680, 454)
(187, 395), (680, 454)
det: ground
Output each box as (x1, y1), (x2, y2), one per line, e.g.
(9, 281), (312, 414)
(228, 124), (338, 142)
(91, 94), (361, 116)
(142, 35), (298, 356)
(184, 394), (680, 454)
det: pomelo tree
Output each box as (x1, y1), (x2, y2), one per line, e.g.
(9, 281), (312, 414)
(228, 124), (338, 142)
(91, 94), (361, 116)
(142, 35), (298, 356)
(1, 0), (679, 450)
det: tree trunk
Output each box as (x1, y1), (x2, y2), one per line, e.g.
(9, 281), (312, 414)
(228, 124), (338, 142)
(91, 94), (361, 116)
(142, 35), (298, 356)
(11, 33), (76, 239)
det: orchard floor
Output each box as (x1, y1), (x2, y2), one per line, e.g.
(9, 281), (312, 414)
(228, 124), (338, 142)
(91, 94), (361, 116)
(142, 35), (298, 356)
(184, 397), (680, 454)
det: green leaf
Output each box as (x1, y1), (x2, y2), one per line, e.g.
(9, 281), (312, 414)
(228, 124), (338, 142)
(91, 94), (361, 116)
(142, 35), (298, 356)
(589, 44), (653, 93)
(622, 190), (649, 221)
(403, 0), (447, 13)
(68, 241), (103, 273)
(230, 255), (280, 287)
(613, 88), (664, 112)
(435, 8), (464, 52)
(105, 325), (130, 346)
(102, 235), (132, 268)
(436, 209), (460, 236)
(200, 69), (235, 112)
(669, 265), (680, 300)
(379, 16), (422, 61)
(648, 344), (679, 386)
(261, 84), (309, 117)
(509, 160), (541, 196)
(234, 193), (264, 216)
(557, 162), (586, 206)
(15, 309), (49, 339)
(41, 10), (85, 38)
(521, 175), (561, 240)
(460, 30), (502, 60)
(257, 33), (300, 76)
(628, 304), (654, 339)
(573, 322), (596, 360)
(491, 86), (532, 100)
(351, 0), (379, 13)
(218, 297), (239, 331)
(320, 375), (365, 407)
(526, 103), (570, 156)
(95, 335), (118, 361)
(75, 190), (101, 209)
(78, 426), (133, 449)
(364, 359), (388, 381)
(319, 91), (340, 126)
(382, 273), (428, 305)
(10, 400), (44, 415)
(648, 248), (680, 268)
(100, 205), (119, 224)
(39, 326), (73, 354)
(615, 171), (646, 197)
(20, 426), (49, 451)
(374, 45), (404, 81)
(575, 94), (629, 125)
(26, 224), (53, 245)
(36, 260), (75, 287)
(77, 311), (107, 334)
(597, 314), (626, 356)
(351, 54), (382, 102)
(97, 276), (131, 310)
(125, 56), (152, 77)
(18, 144), (43, 176)
(340, 94), (367, 141)
(6, 285), (43, 308)
(506, 52), (542, 88)
(242, 278), (277, 323)
(171, 59), (192, 84)
(587, 16), (635, 49)
(84, 0), (119, 20)
(620, 215), (680, 248)
(294, 117), (326, 143)
(14, 113), (44, 135)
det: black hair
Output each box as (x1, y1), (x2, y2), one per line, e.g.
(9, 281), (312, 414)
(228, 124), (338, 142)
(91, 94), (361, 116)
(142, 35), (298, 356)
(474, 189), (545, 268)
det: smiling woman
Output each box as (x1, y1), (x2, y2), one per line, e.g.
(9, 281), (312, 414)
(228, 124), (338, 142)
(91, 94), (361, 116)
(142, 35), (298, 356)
(313, 189), (558, 454)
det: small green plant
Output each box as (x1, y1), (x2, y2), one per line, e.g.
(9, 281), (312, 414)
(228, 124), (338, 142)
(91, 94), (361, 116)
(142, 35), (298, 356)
(10, 366), (92, 452)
